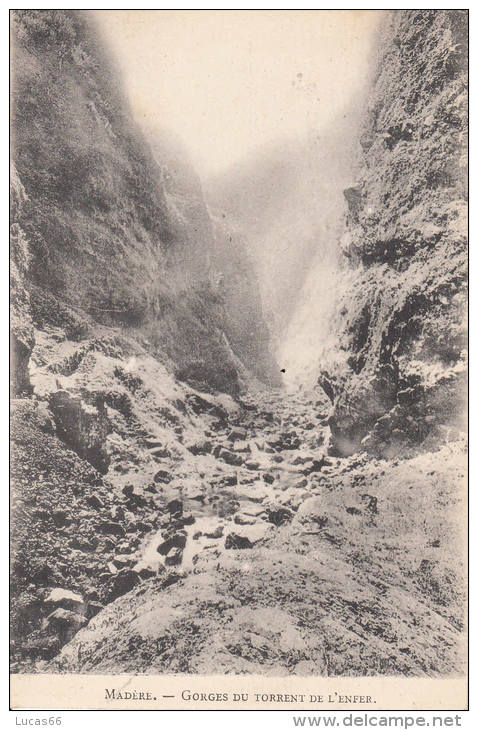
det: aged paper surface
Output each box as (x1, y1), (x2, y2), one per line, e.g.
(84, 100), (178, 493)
(10, 9), (468, 711)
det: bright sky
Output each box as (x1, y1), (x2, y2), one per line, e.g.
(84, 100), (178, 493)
(93, 10), (382, 177)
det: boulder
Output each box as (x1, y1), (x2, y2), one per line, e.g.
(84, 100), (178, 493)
(44, 588), (86, 616)
(235, 483), (269, 503)
(52, 509), (70, 527)
(132, 562), (161, 579)
(154, 469), (172, 484)
(166, 499), (183, 519)
(112, 554), (135, 569)
(110, 505), (125, 521)
(240, 503), (266, 517)
(48, 390), (110, 474)
(225, 523), (271, 549)
(86, 601), (104, 619)
(43, 608), (88, 642)
(218, 448), (244, 466)
(157, 531), (187, 556)
(106, 569), (141, 602)
(149, 446), (171, 459)
(263, 501), (293, 526)
(165, 547), (183, 566)
(234, 513), (257, 526)
(127, 487), (148, 508)
(295, 497), (328, 528)
(300, 457), (326, 476)
(244, 460), (260, 471)
(99, 521), (125, 538)
(87, 494), (104, 511)
(203, 525), (224, 539)
(228, 426), (247, 441)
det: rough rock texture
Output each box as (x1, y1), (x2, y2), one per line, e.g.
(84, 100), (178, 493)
(49, 423), (466, 676)
(10, 10), (467, 680)
(144, 131), (280, 386)
(319, 10), (468, 457)
(10, 9), (276, 395)
(10, 166), (34, 396)
(210, 216), (280, 386)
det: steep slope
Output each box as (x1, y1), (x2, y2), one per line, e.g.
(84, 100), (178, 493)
(10, 9), (467, 682)
(9, 8), (277, 668)
(318, 9), (468, 457)
(143, 130), (280, 386)
(10, 9), (276, 396)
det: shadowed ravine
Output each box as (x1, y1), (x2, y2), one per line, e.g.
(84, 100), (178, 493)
(10, 9), (467, 678)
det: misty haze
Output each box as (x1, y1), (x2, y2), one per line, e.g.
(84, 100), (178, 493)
(10, 9), (467, 697)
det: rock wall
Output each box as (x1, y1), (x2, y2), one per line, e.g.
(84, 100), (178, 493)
(319, 10), (468, 457)
(10, 166), (34, 396)
(10, 9), (276, 396)
(144, 131), (280, 387)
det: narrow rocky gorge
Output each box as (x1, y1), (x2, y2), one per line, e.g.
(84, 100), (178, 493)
(10, 9), (467, 678)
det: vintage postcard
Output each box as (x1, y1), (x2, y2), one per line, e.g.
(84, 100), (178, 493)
(10, 9), (468, 711)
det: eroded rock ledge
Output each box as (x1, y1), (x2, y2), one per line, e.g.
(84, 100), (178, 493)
(319, 10), (467, 458)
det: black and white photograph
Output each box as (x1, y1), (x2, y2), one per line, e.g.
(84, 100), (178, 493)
(10, 8), (468, 711)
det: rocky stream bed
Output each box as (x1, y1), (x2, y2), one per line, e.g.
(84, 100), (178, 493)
(10, 324), (467, 676)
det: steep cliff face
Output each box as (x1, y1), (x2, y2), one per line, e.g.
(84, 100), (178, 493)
(319, 10), (468, 458)
(144, 131), (280, 387)
(10, 166), (34, 396)
(10, 9), (276, 396)
(10, 10), (467, 679)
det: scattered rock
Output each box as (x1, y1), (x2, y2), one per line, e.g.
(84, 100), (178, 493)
(154, 469), (172, 484)
(244, 460), (260, 470)
(86, 601), (104, 619)
(225, 523), (271, 549)
(87, 494), (104, 510)
(23, 636), (61, 660)
(157, 532), (187, 556)
(166, 499), (183, 519)
(43, 608), (88, 642)
(106, 569), (141, 602)
(99, 521), (125, 538)
(218, 448), (244, 466)
(263, 502), (293, 526)
(228, 427), (247, 441)
(44, 588), (86, 615)
(165, 547), (183, 566)
(295, 497), (328, 528)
